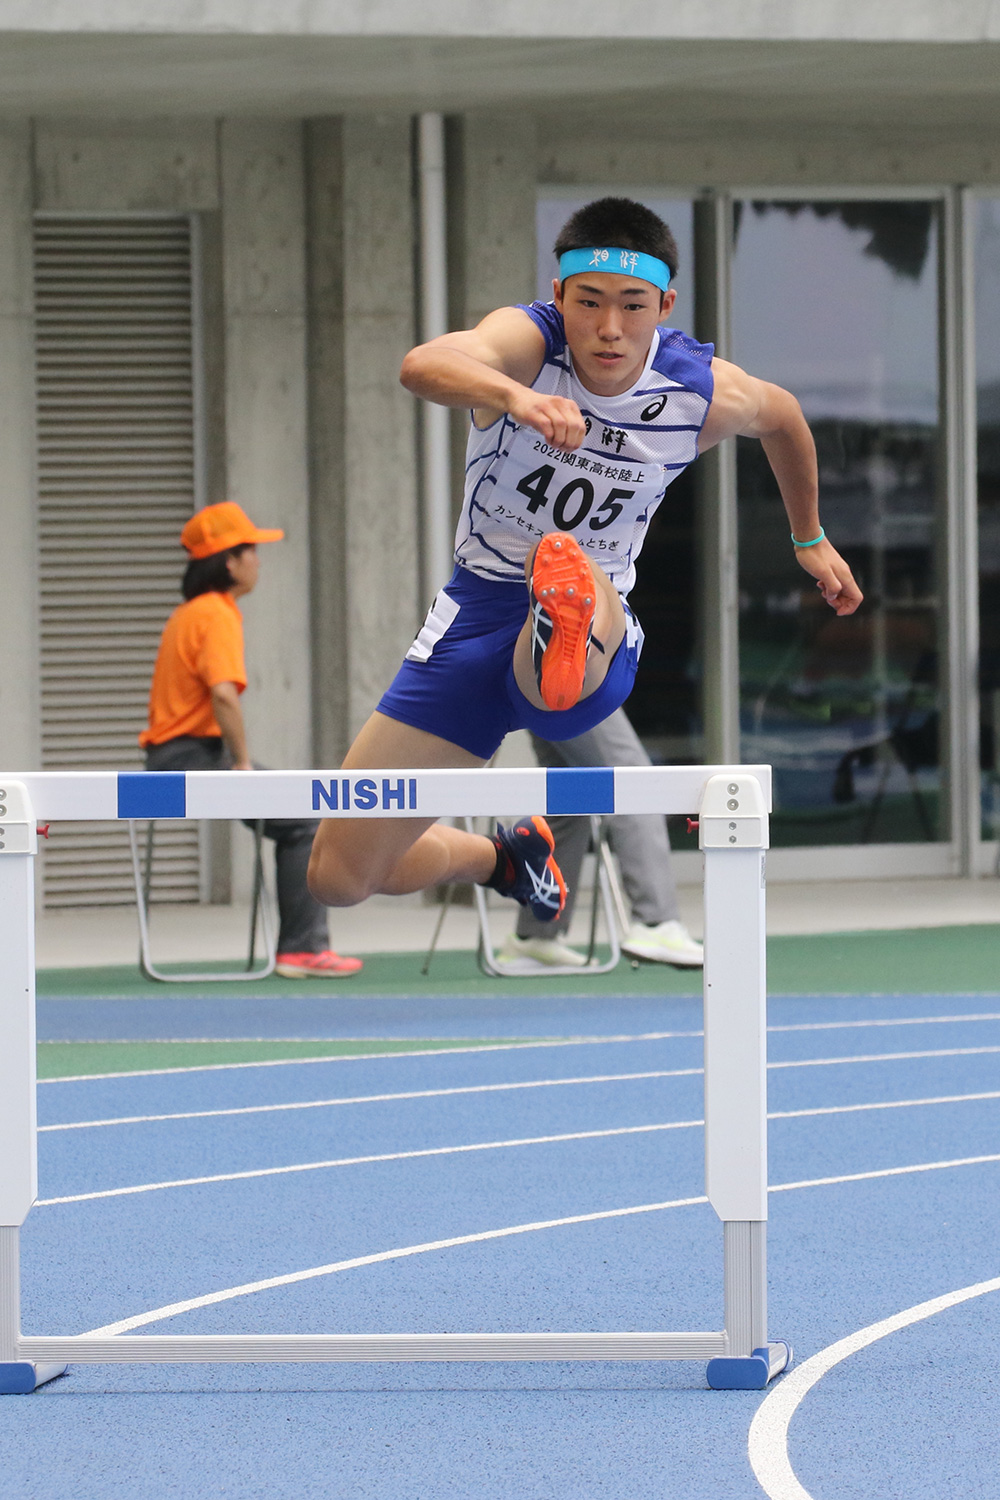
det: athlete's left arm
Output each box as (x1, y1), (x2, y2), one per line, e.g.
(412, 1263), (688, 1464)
(700, 358), (863, 617)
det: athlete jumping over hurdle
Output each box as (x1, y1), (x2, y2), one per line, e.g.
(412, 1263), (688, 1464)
(307, 197), (863, 920)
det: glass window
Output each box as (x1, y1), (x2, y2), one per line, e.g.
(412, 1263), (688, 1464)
(732, 200), (943, 846)
(975, 199), (1000, 847)
(535, 193), (700, 763)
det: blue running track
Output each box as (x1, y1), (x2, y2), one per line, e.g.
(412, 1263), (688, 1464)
(4, 989), (1000, 1498)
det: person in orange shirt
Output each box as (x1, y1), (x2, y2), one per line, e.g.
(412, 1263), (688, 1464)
(141, 502), (362, 978)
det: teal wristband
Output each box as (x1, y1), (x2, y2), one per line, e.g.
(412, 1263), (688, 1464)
(791, 528), (825, 548)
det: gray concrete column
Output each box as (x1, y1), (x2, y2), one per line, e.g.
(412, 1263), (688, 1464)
(450, 112), (538, 327)
(0, 122), (39, 773)
(305, 115), (420, 762)
(445, 112), (537, 542)
(219, 119), (313, 772)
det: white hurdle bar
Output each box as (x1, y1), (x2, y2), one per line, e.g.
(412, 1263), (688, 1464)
(0, 764), (790, 1393)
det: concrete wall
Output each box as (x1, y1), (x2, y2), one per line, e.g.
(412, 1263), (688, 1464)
(33, 117), (217, 210)
(1, 3), (998, 44)
(306, 114), (420, 762)
(219, 119), (313, 772)
(537, 119), (1000, 192)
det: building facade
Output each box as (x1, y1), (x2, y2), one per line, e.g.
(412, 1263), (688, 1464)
(1, 4), (999, 901)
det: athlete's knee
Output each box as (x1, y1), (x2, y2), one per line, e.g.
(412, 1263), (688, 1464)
(306, 838), (378, 908)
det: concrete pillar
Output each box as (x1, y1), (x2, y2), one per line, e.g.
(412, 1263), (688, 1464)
(0, 123), (39, 774)
(219, 120), (313, 772)
(305, 115), (420, 762)
(445, 111), (538, 562)
(445, 112), (539, 770)
(450, 112), (538, 327)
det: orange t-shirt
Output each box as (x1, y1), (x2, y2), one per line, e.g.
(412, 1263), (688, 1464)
(139, 591), (247, 747)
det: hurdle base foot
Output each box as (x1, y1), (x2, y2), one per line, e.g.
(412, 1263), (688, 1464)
(706, 1341), (792, 1390)
(0, 1361), (67, 1393)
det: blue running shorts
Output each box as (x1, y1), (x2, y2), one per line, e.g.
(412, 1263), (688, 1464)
(377, 565), (644, 760)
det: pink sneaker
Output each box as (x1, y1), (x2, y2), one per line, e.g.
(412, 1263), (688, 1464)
(275, 949), (363, 979)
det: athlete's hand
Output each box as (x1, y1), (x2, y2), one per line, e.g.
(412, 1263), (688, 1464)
(506, 389), (586, 452)
(794, 539), (863, 616)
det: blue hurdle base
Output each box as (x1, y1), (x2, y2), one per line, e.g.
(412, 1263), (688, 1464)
(706, 1341), (792, 1390)
(0, 1361), (67, 1393)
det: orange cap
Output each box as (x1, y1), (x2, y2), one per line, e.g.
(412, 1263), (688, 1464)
(180, 502), (284, 559)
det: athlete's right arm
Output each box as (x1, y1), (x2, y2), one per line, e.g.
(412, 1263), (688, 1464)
(400, 307), (586, 452)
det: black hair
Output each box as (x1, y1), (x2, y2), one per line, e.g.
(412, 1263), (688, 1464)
(181, 543), (251, 601)
(553, 197), (679, 282)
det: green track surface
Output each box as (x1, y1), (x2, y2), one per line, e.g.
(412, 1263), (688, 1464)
(37, 1038), (530, 1080)
(34, 926), (1000, 1079)
(36, 925), (1000, 1002)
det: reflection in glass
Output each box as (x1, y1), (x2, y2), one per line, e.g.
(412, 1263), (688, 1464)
(976, 200), (1000, 843)
(733, 201), (942, 846)
(535, 195), (700, 764)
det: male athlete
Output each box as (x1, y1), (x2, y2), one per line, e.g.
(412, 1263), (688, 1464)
(307, 197), (862, 920)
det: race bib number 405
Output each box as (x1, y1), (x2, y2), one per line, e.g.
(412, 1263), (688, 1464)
(494, 429), (666, 562)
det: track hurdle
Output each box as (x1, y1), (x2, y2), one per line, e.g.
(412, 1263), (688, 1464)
(0, 764), (789, 1393)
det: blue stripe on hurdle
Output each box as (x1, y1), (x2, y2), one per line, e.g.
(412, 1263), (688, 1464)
(117, 772), (186, 820)
(545, 766), (615, 816)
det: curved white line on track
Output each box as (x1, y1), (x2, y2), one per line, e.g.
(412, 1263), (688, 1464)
(38, 1130), (1000, 1208)
(38, 1070), (696, 1131)
(748, 1277), (1000, 1500)
(769, 1012), (1000, 1033)
(36, 1033), (697, 1085)
(82, 1158), (1000, 1340)
(42, 1085), (1000, 1135)
(36, 1120), (703, 1205)
(84, 1195), (708, 1336)
(769, 1044), (1000, 1069)
(38, 1013), (1000, 1085)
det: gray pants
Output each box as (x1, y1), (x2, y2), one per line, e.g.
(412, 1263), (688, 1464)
(516, 707), (680, 940)
(144, 736), (330, 955)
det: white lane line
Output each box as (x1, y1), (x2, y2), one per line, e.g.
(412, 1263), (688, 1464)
(35, 1120), (704, 1206)
(748, 1277), (1000, 1500)
(41, 1047), (1000, 1133)
(83, 1194), (710, 1337)
(769, 1044), (1000, 1069)
(38, 1070), (700, 1132)
(38, 1108), (1000, 1209)
(771, 1090), (1000, 1120)
(43, 1082), (1000, 1136)
(82, 1159), (1000, 1339)
(769, 1012), (1000, 1033)
(37, 1032), (699, 1084)
(39, 1014), (1000, 1085)
(771, 1154), (1000, 1194)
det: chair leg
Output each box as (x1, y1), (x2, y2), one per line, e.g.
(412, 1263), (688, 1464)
(131, 818), (277, 983)
(470, 815), (622, 978)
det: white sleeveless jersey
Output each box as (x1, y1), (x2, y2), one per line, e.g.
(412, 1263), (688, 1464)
(454, 301), (714, 596)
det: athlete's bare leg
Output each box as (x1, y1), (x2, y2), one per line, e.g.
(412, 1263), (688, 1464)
(512, 540), (626, 712)
(307, 712), (496, 907)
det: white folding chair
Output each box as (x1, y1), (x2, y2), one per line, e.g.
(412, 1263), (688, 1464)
(128, 818), (277, 982)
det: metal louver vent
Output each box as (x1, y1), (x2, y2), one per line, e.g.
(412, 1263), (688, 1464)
(35, 214), (202, 907)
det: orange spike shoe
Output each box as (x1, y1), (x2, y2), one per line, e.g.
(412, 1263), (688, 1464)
(529, 533), (598, 711)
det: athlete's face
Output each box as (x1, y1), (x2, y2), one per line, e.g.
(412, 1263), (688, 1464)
(553, 272), (676, 396)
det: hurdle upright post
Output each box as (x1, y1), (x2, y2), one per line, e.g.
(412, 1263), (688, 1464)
(699, 772), (790, 1389)
(0, 780), (66, 1393)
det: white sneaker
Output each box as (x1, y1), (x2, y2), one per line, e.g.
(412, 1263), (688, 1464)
(621, 919), (704, 967)
(495, 932), (588, 972)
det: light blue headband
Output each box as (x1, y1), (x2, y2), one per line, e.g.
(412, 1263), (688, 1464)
(558, 246), (671, 291)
